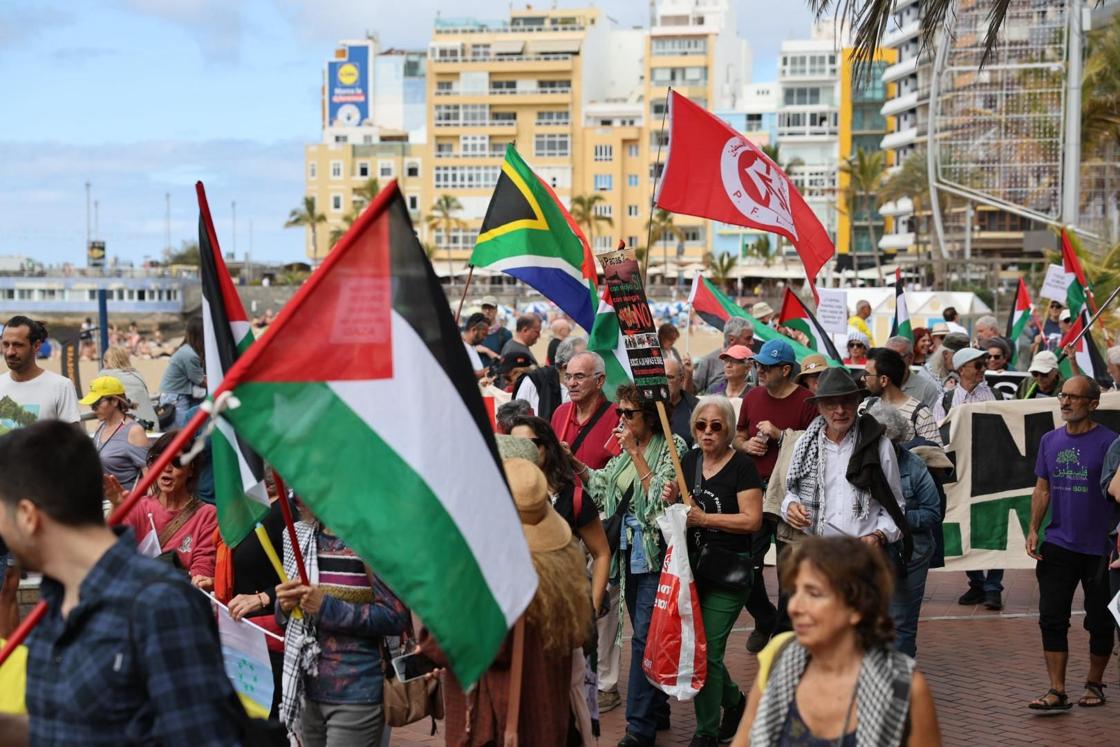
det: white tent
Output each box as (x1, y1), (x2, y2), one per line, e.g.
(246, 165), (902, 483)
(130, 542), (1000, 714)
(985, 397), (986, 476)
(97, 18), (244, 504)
(842, 287), (992, 344)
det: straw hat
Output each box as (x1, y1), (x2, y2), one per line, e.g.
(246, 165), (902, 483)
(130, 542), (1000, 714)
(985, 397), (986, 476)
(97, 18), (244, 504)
(796, 354), (828, 381)
(751, 301), (775, 319)
(505, 458), (572, 552)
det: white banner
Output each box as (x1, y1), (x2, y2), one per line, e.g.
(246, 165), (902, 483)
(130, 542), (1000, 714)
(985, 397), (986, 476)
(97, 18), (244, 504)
(1039, 263), (1073, 303)
(815, 288), (849, 335)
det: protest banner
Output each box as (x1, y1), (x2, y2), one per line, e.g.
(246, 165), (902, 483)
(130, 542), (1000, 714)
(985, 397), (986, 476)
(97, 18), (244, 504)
(215, 602), (276, 719)
(984, 370), (1029, 400)
(939, 392), (1120, 571)
(598, 246), (668, 403)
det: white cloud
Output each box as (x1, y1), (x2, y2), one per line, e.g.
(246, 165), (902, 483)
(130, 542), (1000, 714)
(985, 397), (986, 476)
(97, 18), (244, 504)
(117, 0), (245, 62)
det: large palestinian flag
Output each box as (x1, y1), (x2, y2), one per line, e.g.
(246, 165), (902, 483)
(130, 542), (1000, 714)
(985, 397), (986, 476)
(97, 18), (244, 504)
(687, 272), (819, 361)
(1059, 229), (1109, 383)
(215, 183), (537, 687)
(197, 183), (270, 546)
(777, 287), (842, 361)
(471, 144), (599, 331)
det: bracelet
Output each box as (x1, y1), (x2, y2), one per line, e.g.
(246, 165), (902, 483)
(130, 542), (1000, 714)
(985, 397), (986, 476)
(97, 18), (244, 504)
(258, 592), (268, 608)
(639, 470), (652, 482)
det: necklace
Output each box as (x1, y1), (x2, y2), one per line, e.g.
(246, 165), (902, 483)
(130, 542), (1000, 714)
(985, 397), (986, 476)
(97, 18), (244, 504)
(95, 418), (127, 453)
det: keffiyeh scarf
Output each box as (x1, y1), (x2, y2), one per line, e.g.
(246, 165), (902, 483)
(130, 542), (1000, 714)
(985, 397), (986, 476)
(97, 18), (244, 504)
(786, 416), (871, 535)
(279, 519), (320, 737)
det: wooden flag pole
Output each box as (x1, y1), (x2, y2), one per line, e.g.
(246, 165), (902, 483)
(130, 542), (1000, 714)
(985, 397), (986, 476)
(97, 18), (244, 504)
(455, 265), (476, 325)
(655, 400), (692, 505)
(255, 523), (302, 620)
(270, 469), (310, 586)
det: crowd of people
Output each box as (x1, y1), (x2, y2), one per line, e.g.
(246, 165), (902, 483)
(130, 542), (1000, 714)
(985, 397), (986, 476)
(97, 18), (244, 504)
(0, 294), (1117, 746)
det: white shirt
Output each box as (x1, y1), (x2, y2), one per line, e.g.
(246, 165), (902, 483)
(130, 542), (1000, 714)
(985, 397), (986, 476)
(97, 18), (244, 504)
(463, 339), (484, 374)
(946, 321), (968, 335)
(781, 427), (905, 542)
(931, 380), (997, 422)
(513, 375), (569, 415)
(0, 369), (80, 424)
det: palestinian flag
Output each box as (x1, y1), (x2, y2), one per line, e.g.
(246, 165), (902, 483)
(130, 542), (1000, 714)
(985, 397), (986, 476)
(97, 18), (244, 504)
(471, 144), (599, 332)
(777, 287), (842, 361)
(587, 285), (634, 401)
(890, 267), (912, 341)
(196, 183), (270, 546)
(687, 272), (820, 361)
(1005, 278), (1032, 366)
(1061, 228), (1091, 316)
(216, 183), (537, 687)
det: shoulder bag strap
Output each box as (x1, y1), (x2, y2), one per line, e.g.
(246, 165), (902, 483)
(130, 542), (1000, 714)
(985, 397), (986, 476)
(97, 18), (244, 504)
(157, 498), (202, 550)
(572, 478), (584, 521)
(568, 399), (614, 455)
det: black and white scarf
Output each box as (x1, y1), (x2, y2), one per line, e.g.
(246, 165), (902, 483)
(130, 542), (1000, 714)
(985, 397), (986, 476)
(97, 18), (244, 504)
(279, 519), (320, 738)
(785, 416), (871, 536)
(750, 638), (915, 747)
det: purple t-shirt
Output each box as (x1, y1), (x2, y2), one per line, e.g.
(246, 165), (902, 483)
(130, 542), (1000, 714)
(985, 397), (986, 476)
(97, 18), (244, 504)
(1035, 424), (1119, 556)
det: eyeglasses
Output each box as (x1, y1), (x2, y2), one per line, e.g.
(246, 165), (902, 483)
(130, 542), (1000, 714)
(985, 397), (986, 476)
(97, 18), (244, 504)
(755, 362), (788, 372)
(988, 353), (1005, 360)
(847, 342), (866, 349)
(147, 453), (184, 469)
(694, 419), (724, 433)
(859, 370), (882, 379)
(564, 372), (601, 383)
(1057, 392), (1092, 402)
(616, 407), (642, 420)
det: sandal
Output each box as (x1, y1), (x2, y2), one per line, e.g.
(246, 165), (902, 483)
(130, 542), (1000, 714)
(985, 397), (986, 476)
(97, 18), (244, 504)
(1028, 688), (1072, 711)
(1078, 681), (1106, 708)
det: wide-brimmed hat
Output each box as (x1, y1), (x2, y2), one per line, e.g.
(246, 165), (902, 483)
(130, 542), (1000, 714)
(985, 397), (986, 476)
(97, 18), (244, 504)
(796, 354), (828, 381)
(505, 458), (572, 553)
(930, 322), (950, 337)
(807, 368), (864, 401)
(719, 344), (754, 363)
(751, 301), (775, 319)
(79, 375), (128, 406)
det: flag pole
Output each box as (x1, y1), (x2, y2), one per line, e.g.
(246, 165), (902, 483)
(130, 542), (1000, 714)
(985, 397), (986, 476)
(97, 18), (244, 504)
(1056, 282), (1120, 362)
(455, 265), (476, 325)
(270, 469), (310, 587)
(655, 401), (692, 507)
(643, 87), (672, 289)
(0, 406), (215, 669)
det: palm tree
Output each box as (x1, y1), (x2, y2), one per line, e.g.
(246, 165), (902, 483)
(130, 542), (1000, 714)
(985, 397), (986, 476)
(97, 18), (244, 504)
(284, 196), (327, 262)
(329, 209), (360, 247)
(426, 194), (466, 283)
(840, 148), (887, 283)
(569, 194), (614, 246)
(742, 236), (774, 268)
(704, 251), (738, 294)
(648, 209), (686, 287)
(806, 0), (1011, 68)
(761, 144), (804, 177)
(353, 177), (381, 207)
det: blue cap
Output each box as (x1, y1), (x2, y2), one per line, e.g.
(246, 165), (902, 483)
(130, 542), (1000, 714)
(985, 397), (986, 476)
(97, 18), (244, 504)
(754, 338), (796, 366)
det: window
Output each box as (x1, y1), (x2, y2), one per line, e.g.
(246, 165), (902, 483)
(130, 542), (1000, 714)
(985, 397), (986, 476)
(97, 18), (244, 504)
(627, 174), (639, 188)
(593, 144), (613, 162)
(627, 144), (639, 158)
(745, 113), (763, 128)
(330, 161), (342, 179)
(783, 87), (822, 106)
(461, 134), (489, 155)
(462, 104), (488, 125)
(593, 203), (612, 217)
(331, 194), (343, 211)
(652, 38), (706, 56)
(407, 194), (419, 211)
(433, 165), (501, 189)
(308, 162), (317, 179)
(432, 45), (461, 61)
(534, 133), (570, 157)
(470, 44), (490, 59)
(538, 79), (571, 91)
(627, 235), (638, 247)
(651, 66), (707, 85)
(362, 134), (374, 144)
(435, 142), (454, 156)
(379, 161), (394, 178)
(627, 204), (639, 217)
(491, 111), (516, 124)
(433, 227), (480, 248)
(651, 98), (668, 118)
(593, 236), (613, 250)
(435, 104), (460, 126)
(333, 135), (348, 144)
(650, 130), (669, 148)
(436, 80), (454, 93)
(490, 79), (516, 92)
(536, 110), (570, 125)
(406, 160), (420, 178)
(357, 161), (370, 178)
(594, 174), (613, 191)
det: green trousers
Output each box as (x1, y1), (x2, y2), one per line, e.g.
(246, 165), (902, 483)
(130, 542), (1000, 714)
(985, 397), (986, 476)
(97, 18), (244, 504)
(693, 577), (749, 736)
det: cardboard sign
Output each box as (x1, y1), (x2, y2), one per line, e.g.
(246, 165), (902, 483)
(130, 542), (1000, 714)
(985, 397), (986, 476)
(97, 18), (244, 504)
(1039, 264), (1073, 303)
(598, 247), (669, 402)
(815, 288), (849, 335)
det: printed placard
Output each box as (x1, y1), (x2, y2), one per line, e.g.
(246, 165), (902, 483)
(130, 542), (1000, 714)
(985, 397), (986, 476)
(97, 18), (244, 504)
(598, 247), (669, 402)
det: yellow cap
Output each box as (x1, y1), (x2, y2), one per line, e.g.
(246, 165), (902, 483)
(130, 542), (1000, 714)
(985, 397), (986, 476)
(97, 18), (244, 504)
(79, 376), (127, 406)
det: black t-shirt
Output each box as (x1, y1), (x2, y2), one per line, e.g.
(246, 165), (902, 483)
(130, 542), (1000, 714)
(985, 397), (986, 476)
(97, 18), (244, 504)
(231, 500), (286, 609)
(553, 479), (597, 532)
(681, 449), (761, 553)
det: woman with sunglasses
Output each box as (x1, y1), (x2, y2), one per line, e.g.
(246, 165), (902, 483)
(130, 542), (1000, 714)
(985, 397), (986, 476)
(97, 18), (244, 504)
(662, 396), (764, 746)
(114, 430), (219, 590)
(79, 375), (150, 491)
(509, 414), (611, 614)
(844, 330), (870, 365)
(570, 384), (687, 747)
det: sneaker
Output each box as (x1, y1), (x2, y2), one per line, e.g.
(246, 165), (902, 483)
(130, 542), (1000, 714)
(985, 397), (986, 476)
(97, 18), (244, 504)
(718, 692), (747, 742)
(984, 591), (1003, 611)
(598, 688), (621, 713)
(689, 736), (719, 747)
(746, 627), (772, 654)
(957, 587), (985, 605)
(617, 733), (655, 747)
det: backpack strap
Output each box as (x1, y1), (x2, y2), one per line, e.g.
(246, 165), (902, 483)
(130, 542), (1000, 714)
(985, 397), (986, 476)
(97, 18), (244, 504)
(568, 399), (613, 454)
(940, 389), (955, 417)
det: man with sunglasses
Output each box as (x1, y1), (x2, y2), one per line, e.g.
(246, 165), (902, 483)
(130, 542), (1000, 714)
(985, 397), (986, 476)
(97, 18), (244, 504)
(734, 339), (817, 652)
(1017, 350), (1064, 399)
(1026, 376), (1118, 711)
(934, 347), (1006, 609)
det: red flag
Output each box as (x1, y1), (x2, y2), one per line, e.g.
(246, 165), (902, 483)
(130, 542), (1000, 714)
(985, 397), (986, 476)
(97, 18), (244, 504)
(655, 91), (834, 299)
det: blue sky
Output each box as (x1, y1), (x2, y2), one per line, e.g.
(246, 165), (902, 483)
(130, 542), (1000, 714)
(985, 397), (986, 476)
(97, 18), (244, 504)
(0, 1), (813, 266)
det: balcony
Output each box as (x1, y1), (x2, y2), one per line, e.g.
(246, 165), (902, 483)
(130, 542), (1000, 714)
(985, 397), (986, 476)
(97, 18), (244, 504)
(881, 19), (920, 49)
(433, 148), (511, 159)
(433, 118), (517, 129)
(880, 126), (918, 150)
(434, 85), (571, 97)
(881, 55), (918, 84)
(433, 22), (587, 34)
(880, 91), (919, 118)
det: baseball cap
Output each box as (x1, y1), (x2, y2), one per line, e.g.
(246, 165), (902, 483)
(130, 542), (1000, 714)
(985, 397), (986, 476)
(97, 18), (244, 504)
(952, 348), (988, 370)
(930, 322), (950, 337)
(754, 338), (796, 366)
(796, 354), (828, 381)
(498, 351), (534, 374)
(1059, 309), (1071, 322)
(1028, 350), (1060, 375)
(79, 375), (127, 406)
(719, 345), (754, 363)
(480, 295), (499, 309)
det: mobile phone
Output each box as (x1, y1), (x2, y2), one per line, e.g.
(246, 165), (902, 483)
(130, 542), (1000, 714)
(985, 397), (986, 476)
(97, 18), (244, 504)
(391, 651), (438, 683)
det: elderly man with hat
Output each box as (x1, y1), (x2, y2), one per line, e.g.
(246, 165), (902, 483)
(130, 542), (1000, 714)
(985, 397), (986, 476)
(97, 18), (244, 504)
(750, 302), (775, 329)
(80, 375), (150, 491)
(933, 346), (1007, 610)
(478, 295), (511, 363)
(1018, 350), (1065, 399)
(735, 338), (818, 652)
(781, 367), (908, 552)
(927, 331), (970, 387)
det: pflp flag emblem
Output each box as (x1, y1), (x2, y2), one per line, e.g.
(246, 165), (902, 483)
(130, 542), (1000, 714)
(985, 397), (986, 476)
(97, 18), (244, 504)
(719, 138), (797, 239)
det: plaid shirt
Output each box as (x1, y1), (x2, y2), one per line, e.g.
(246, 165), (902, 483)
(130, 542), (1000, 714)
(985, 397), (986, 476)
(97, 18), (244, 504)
(26, 530), (243, 746)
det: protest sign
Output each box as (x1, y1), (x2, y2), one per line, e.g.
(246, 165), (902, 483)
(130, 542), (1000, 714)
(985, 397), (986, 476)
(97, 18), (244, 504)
(215, 602), (275, 719)
(598, 247), (668, 402)
(1040, 264), (1073, 303)
(814, 288), (848, 335)
(939, 392), (1120, 571)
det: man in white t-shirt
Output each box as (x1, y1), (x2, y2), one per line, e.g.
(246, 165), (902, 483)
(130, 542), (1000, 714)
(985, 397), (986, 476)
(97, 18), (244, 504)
(0, 316), (80, 637)
(461, 312), (490, 379)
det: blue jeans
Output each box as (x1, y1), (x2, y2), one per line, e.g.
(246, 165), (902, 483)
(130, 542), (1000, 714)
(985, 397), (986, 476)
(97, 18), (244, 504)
(890, 531), (935, 657)
(966, 568), (1004, 593)
(624, 563), (668, 739)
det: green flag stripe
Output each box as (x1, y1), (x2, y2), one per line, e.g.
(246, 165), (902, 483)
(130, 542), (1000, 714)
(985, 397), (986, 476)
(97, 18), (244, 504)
(226, 380), (509, 686)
